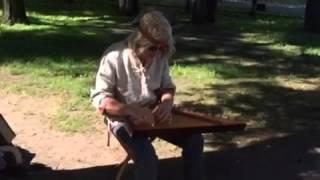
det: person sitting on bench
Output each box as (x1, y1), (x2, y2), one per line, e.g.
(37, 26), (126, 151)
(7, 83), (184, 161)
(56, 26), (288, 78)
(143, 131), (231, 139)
(91, 10), (204, 180)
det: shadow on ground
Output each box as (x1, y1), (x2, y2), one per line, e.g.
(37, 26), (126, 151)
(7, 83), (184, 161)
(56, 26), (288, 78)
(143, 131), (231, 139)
(174, 26), (320, 79)
(2, 130), (320, 180)
(178, 80), (320, 132)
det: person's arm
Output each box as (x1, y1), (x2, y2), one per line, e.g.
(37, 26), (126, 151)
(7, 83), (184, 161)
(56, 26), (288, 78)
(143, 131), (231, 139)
(152, 61), (176, 124)
(159, 61), (176, 107)
(155, 88), (174, 108)
(160, 89), (174, 103)
(99, 97), (129, 116)
(90, 55), (116, 111)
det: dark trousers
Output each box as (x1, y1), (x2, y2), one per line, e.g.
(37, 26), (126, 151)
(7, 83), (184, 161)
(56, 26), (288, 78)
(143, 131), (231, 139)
(111, 123), (204, 180)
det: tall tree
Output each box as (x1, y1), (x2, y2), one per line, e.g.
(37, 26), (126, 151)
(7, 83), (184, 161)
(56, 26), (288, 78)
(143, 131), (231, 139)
(250, 0), (257, 16)
(191, 0), (218, 24)
(64, 0), (74, 3)
(2, 0), (29, 25)
(118, 0), (138, 16)
(185, 0), (192, 13)
(304, 0), (320, 33)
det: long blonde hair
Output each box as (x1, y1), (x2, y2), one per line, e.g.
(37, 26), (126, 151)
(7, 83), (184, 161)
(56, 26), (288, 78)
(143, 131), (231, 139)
(128, 10), (175, 59)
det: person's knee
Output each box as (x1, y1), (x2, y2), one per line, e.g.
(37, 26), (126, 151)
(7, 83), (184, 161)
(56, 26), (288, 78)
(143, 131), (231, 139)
(189, 134), (204, 147)
(184, 134), (204, 153)
(134, 149), (158, 177)
(134, 149), (158, 166)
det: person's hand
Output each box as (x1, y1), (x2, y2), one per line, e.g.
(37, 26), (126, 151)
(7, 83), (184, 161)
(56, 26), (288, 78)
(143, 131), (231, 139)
(152, 101), (173, 125)
(126, 104), (155, 126)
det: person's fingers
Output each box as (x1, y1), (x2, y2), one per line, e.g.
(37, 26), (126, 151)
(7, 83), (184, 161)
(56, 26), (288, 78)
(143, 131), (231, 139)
(161, 108), (171, 119)
(156, 106), (167, 118)
(128, 106), (156, 126)
(141, 110), (155, 126)
(158, 112), (172, 125)
(153, 105), (171, 124)
(167, 114), (173, 125)
(148, 113), (155, 126)
(157, 112), (166, 123)
(152, 105), (159, 114)
(133, 117), (143, 125)
(152, 106), (162, 124)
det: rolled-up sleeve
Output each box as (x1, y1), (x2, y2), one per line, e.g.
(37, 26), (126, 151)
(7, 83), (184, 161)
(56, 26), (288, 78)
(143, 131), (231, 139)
(90, 56), (116, 109)
(160, 61), (176, 92)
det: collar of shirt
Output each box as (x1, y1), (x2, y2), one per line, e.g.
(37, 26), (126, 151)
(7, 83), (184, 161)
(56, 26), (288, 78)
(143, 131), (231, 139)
(126, 48), (150, 77)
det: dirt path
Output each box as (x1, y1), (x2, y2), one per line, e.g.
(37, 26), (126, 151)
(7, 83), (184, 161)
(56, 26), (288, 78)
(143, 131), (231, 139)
(0, 91), (126, 169)
(0, 91), (180, 170)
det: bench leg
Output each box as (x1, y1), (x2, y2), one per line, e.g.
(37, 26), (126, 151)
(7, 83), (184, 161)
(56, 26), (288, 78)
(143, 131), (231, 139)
(116, 155), (131, 180)
(0, 146), (23, 165)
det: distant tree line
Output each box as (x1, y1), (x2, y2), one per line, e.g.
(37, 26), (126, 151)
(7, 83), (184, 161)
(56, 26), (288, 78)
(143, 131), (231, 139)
(1, 0), (320, 33)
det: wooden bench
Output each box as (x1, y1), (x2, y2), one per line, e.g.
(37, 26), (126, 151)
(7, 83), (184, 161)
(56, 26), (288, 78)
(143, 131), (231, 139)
(106, 107), (246, 180)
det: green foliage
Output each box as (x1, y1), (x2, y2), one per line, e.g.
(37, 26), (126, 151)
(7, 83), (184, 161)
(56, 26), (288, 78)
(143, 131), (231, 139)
(0, 0), (320, 133)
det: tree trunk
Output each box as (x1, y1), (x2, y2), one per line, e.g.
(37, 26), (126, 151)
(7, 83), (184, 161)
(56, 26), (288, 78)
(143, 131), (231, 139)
(64, 0), (74, 3)
(2, 0), (29, 25)
(185, 0), (192, 13)
(192, 0), (218, 24)
(118, 0), (138, 16)
(191, 0), (207, 24)
(250, 0), (257, 16)
(304, 0), (320, 33)
(206, 0), (218, 23)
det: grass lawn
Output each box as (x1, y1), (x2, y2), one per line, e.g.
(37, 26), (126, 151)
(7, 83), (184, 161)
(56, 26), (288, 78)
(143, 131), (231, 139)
(0, 0), (319, 134)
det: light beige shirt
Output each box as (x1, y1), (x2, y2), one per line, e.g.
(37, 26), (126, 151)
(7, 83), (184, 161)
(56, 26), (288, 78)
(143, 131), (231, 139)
(91, 40), (175, 123)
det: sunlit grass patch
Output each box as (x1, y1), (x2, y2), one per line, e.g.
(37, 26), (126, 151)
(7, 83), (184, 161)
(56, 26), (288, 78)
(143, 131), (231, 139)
(171, 64), (218, 81)
(28, 12), (117, 27)
(0, 12), (99, 32)
(171, 63), (260, 81)
(3, 59), (96, 96)
(0, 23), (54, 32)
(53, 110), (91, 133)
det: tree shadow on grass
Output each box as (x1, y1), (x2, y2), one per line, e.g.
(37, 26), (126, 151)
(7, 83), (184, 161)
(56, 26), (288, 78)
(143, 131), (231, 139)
(1, 4), (319, 80)
(177, 80), (320, 132)
(0, 0), (132, 65)
(171, 13), (320, 80)
(24, 0), (120, 17)
(2, 130), (320, 180)
(0, 29), (128, 63)
(0, 5), (132, 64)
(174, 27), (320, 79)
(173, 24), (320, 159)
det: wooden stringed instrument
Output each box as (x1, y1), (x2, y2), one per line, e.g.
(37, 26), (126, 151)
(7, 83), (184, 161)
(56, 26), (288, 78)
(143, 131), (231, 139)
(131, 105), (246, 137)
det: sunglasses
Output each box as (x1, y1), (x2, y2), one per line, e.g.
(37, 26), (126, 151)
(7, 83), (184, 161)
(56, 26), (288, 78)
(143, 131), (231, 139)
(147, 44), (168, 52)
